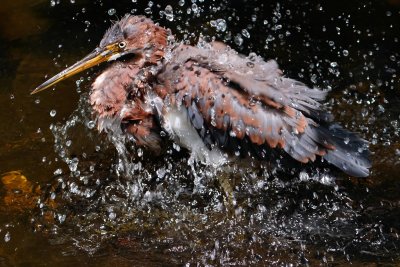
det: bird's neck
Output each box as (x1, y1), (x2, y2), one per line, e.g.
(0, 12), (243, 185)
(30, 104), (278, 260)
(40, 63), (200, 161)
(139, 25), (169, 67)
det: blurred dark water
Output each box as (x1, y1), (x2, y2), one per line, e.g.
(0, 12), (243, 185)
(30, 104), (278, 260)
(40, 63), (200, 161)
(0, 0), (399, 266)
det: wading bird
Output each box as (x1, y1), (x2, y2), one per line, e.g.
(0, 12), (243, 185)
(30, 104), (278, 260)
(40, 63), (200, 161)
(32, 15), (370, 177)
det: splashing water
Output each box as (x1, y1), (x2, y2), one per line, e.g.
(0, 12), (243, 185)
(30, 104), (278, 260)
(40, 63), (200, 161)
(29, 91), (394, 265)
(24, 0), (400, 265)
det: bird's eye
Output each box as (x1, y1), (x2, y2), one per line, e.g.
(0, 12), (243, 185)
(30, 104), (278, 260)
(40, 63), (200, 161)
(118, 41), (127, 49)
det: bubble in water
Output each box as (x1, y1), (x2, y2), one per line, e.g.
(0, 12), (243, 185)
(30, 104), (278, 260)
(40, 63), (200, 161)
(164, 5), (174, 21)
(330, 61), (338, 67)
(107, 8), (116, 16)
(50, 109), (57, 117)
(178, 0), (185, 6)
(342, 50), (349, 56)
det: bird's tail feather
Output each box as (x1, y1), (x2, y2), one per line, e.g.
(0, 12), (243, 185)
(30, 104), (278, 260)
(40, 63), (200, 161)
(318, 124), (371, 177)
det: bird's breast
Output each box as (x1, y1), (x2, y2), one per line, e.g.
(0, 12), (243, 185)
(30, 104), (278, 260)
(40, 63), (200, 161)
(162, 106), (227, 166)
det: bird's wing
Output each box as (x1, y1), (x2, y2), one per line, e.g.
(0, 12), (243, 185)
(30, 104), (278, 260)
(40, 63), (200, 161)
(156, 43), (370, 177)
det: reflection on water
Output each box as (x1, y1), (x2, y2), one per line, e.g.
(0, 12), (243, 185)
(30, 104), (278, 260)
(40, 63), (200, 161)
(0, 0), (399, 265)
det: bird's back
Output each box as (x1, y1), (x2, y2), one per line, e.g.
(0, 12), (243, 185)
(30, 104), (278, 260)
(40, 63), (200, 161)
(155, 41), (370, 177)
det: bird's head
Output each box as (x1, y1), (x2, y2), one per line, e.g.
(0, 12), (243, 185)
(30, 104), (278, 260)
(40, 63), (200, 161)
(31, 15), (168, 94)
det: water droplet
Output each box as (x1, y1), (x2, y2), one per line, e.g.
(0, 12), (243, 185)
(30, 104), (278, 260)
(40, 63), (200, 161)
(241, 29), (250, 38)
(68, 157), (79, 172)
(4, 232), (10, 242)
(343, 50), (349, 56)
(173, 143), (181, 152)
(178, 0), (185, 6)
(137, 148), (143, 157)
(191, 3), (198, 13)
(246, 62), (255, 68)
(156, 167), (166, 179)
(53, 168), (63, 175)
(164, 5), (174, 21)
(211, 18), (227, 32)
(330, 62), (338, 67)
(66, 140), (72, 147)
(234, 34), (243, 46)
(86, 120), (95, 129)
(377, 105), (385, 114)
(50, 109), (57, 117)
(58, 214), (66, 223)
(108, 212), (116, 220)
(107, 8), (116, 16)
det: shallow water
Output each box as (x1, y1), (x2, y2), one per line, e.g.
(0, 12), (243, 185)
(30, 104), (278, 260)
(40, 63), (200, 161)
(0, 0), (399, 266)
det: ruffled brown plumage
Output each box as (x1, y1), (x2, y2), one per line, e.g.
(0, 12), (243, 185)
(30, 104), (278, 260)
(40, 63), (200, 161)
(34, 14), (371, 177)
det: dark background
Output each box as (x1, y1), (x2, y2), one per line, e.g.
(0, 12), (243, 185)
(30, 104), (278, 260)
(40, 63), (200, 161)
(0, 0), (399, 266)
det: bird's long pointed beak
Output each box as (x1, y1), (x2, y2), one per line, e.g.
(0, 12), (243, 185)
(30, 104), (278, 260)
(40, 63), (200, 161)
(31, 44), (119, 95)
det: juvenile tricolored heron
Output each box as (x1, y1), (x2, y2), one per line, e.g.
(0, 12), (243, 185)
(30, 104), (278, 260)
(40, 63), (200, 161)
(32, 15), (370, 177)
